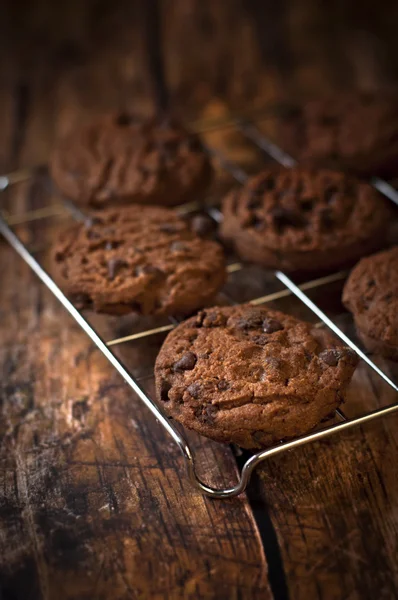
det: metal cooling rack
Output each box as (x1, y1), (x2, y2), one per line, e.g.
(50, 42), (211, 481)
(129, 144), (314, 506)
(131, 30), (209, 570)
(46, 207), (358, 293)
(1, 111), (398, 499)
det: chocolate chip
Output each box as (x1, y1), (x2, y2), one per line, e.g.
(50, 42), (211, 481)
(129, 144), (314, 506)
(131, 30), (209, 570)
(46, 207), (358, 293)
(217, 379), (229, 391)
(72, 398), (89, 420)
(235, 308), (267, 330)
(319, 348), (357, 366)
(108, 258), (128, 281)
(159, 223), (179, 234)
(197, 404), (218, 424)
(170, 241), (187, 252)
(191, 214), (215, 237)
(203, 311), (227, 327)
(252, 334), (270, 346)
(135, 265), (163, 277)
(159, 379), (171, 402)
(367, 279), (376, 288)
(265, 357), (283, 370)
(173, 352), (197, 371)
(54, 251), (64, 262)
(272, 207), (306, 233)
(319, 349), (340, 366)
(115, 112), (135, 127)
(187, 382), (201, 398)
(263, 318), (284, 333)
(236, 314), (263, 330)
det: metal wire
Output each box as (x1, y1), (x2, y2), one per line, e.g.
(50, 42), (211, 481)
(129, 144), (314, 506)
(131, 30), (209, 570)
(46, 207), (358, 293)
(236, 118), (398, 395)
(105, 270), (347, 346)
(0, 213), (217, 496)
(0, 166), (37, 190)
(276, 271), (398, 392)
(1, 110), (397, 499)
(4, 204), (66, 226)
(236, 117), (398, 205)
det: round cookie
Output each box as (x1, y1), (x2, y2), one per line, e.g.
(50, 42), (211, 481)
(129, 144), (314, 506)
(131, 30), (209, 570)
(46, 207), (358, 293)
(280, 94), (398, 177)
(50, 113), (212, 208)
(52, 206), (226, 315)
(221, 167), (389, 273)
(342, 246), (398, 360)
(155, 304), (358, 449)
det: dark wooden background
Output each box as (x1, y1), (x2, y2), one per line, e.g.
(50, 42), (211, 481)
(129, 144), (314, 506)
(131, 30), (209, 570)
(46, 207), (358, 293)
(1, 2), (398, 599)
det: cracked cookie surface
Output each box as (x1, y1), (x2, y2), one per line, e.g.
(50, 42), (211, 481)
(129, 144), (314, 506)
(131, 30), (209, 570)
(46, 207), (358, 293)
(50, 113), (212, 207)
(280, 94), (398, 177)
(52, 205), (226, 315)
(343, 246), (398, 360)
(221, 167), (389, 272)
(155, 304), (358, 448)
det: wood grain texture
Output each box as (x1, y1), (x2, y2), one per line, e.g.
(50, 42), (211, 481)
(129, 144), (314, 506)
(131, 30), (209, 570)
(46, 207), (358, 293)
(0, 7), (272, 598)
(0, 265), (270, 599)
(1, 2), (398, 599)
(0, 185), (270, 600)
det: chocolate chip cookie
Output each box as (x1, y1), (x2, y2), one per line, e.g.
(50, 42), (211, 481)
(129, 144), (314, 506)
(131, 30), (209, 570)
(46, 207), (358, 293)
(343, 246), (398, 360)
(280, 93), (398, 177)
(50, 113), (212, 208)
(155, 304), (358, 448)
(52, 206), (226, 315)
(221, 167), (389, 272)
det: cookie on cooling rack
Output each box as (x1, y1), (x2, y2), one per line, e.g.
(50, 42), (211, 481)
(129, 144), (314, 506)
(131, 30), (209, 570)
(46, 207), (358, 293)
(155, 304), (358, 449)
(279, 93), (398, 177)
(52, 206), (226, 315)
(50, 112), (212, 208)
(220, 167), (390, 273)
(343, 246), (398, 360)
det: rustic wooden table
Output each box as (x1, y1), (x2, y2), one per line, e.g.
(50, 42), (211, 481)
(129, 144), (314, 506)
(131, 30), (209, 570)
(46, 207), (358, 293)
(1, 2), (398, 599)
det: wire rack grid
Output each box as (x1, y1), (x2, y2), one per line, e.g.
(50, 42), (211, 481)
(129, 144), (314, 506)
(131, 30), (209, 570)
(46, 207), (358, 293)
(1, 111), (397, 499)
